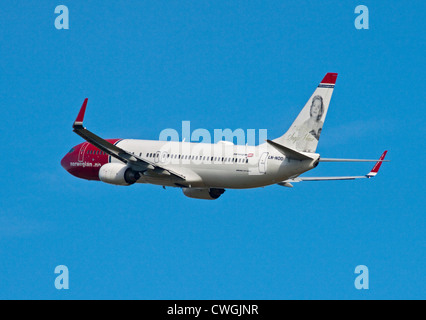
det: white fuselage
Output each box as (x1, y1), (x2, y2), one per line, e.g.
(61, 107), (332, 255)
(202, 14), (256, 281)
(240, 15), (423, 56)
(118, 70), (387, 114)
(111, 139), (318, 189)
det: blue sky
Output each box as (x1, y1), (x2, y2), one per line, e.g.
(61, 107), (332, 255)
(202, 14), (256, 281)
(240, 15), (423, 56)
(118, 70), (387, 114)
(0, 1), (424, 299)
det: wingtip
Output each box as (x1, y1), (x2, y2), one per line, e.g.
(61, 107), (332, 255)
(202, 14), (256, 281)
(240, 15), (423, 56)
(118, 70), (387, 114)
(73, 98), (88, 128)
(367, 150), (388, 177)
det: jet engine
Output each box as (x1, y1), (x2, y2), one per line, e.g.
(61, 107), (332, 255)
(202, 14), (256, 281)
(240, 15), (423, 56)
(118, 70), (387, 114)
(182, 188), (225, 200)
(98, 163), (141, 186)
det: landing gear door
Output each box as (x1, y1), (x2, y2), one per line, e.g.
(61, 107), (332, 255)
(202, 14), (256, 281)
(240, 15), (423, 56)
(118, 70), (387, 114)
(258, 152), (269, 174)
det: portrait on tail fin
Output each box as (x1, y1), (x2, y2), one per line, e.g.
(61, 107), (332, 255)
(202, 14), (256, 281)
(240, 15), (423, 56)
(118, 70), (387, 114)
(304, 95), (324, 140)
(294, 95), (325, 152)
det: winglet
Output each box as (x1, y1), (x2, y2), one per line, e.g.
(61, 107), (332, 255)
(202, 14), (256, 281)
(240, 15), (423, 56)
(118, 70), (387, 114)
(367, 151), (388, 177)
(73, 98), (88, 128)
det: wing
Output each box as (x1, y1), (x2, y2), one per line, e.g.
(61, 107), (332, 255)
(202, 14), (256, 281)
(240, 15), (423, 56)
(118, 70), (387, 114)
(72, 99), (186, 180)
(278, 151), (388, 187)
(319, 158), (389, 162)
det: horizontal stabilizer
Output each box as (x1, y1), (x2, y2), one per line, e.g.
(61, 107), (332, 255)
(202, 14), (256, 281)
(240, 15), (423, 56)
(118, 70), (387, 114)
(266, 140), (313, 161)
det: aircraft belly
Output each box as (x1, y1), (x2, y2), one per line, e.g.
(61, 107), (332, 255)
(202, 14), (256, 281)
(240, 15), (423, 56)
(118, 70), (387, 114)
(192, 168), (276, 189)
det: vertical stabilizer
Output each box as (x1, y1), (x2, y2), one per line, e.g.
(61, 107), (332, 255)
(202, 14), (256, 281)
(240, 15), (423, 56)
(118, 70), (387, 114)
(274, 73), (338, 153)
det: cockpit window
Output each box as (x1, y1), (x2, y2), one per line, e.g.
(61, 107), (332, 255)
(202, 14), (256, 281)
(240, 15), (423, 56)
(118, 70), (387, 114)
(68, 147), (75, 153)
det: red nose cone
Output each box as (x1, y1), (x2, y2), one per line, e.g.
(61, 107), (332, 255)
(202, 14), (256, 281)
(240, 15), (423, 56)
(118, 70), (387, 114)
(61, 146), (79, 177)
(61, 153), (70, 171)
(61, 142), (112, 181)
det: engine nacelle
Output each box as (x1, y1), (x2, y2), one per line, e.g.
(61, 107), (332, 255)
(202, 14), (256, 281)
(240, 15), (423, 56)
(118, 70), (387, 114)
(182, 188), (225, 200)
(98, 163), (141, 186)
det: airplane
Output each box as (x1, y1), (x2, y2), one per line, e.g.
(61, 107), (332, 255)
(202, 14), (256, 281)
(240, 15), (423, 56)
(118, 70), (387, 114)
(61, 73), (388, 200)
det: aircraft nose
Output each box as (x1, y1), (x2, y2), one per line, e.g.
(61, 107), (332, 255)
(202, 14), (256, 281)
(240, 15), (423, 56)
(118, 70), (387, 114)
(61, 146), (77, 172)
(61, 153), (70, 171)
